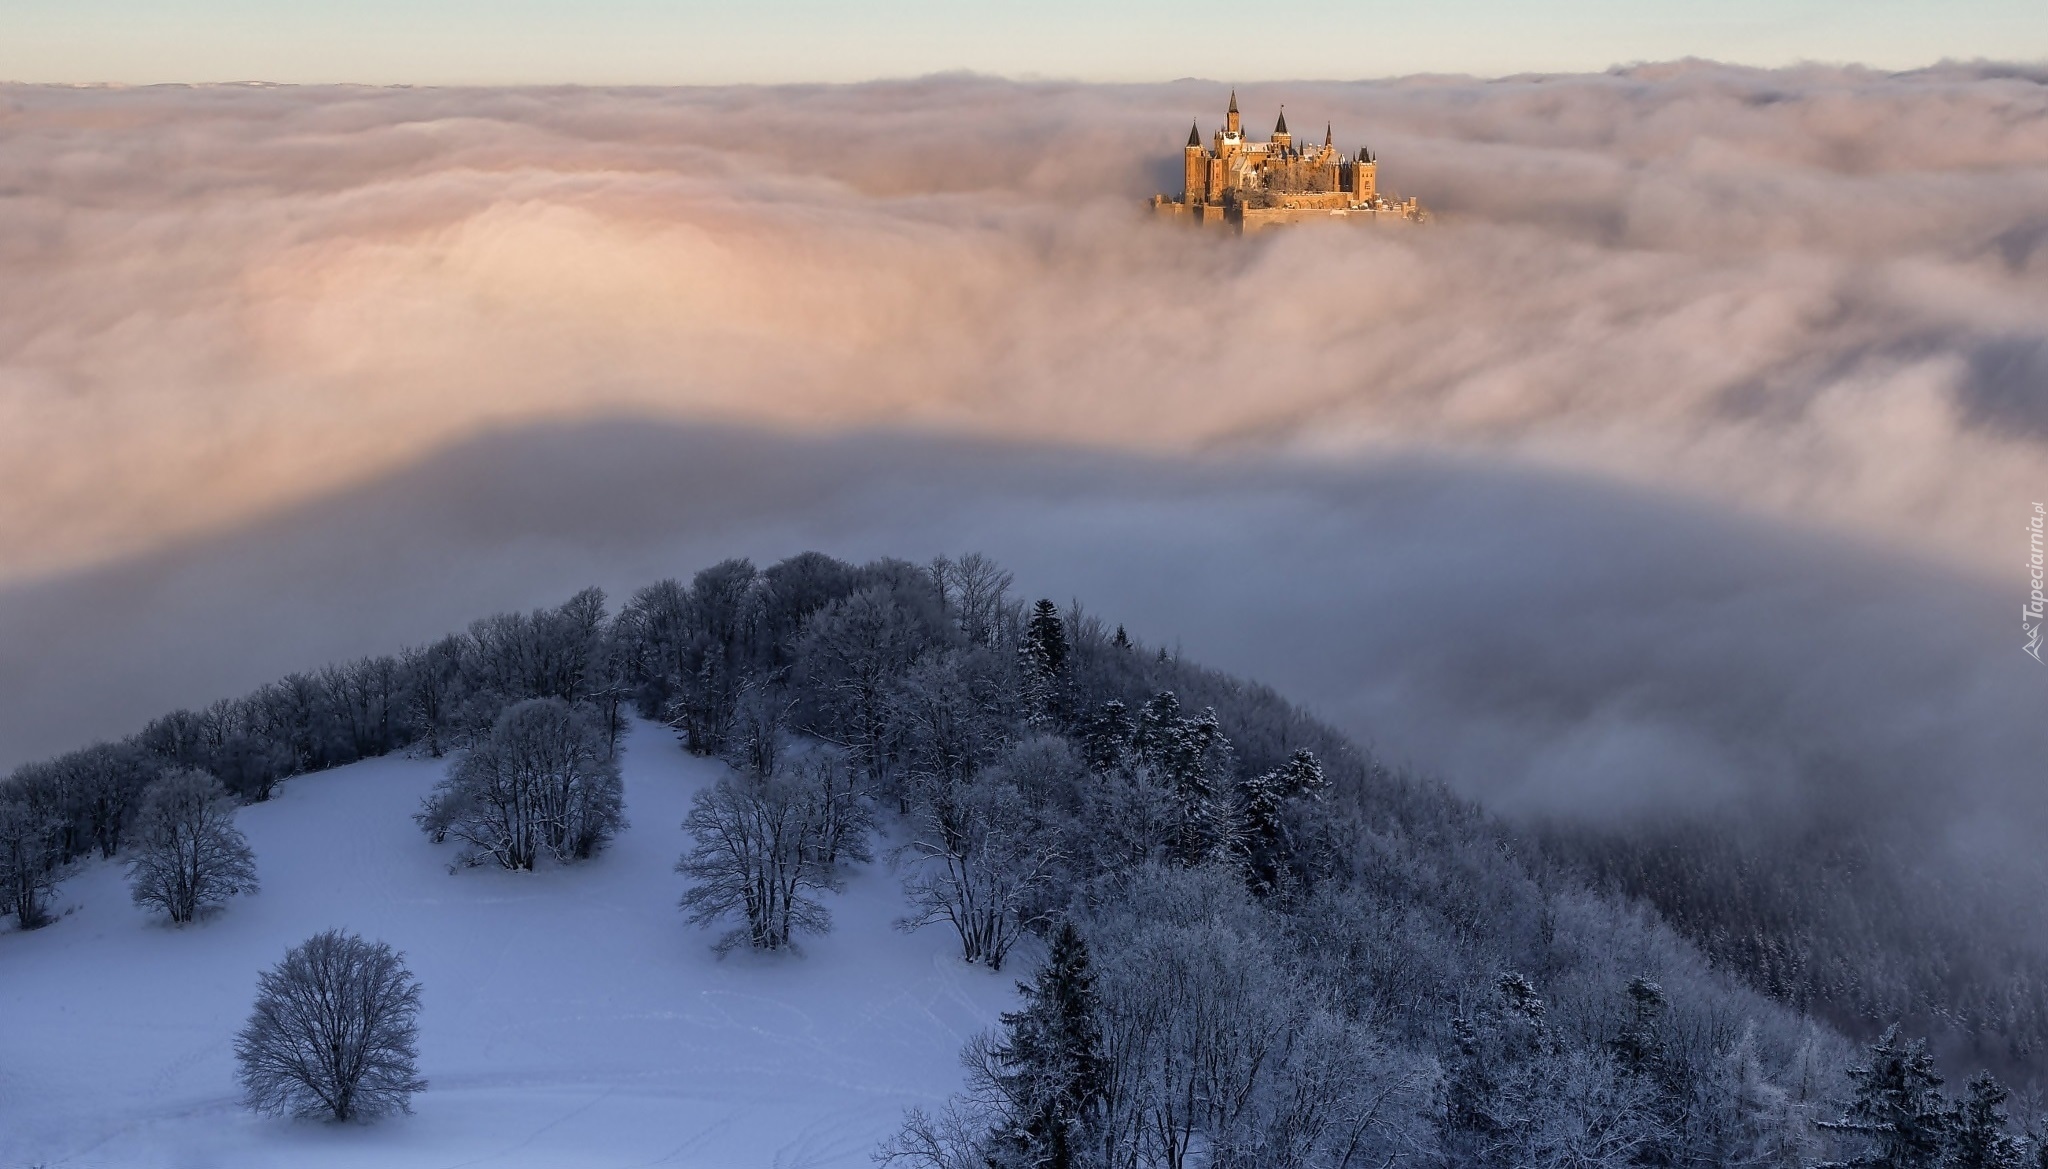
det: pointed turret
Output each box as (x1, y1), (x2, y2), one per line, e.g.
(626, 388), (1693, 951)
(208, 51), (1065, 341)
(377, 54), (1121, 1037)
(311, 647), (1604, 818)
(1225, 90), (1241, 136)
(1325, 122), (1333, 147)
(1187, 122), (1202, 149)
(1274, 107), (1289, 136)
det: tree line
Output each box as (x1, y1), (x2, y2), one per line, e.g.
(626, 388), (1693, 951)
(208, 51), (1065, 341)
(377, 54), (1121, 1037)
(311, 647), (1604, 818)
(5, 550), (2044, 1165)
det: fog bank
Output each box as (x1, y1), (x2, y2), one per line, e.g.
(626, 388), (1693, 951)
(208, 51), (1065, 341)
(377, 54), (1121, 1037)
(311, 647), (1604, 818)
(2, 70), (2045, 1012)
(2, 65), (2044, 587)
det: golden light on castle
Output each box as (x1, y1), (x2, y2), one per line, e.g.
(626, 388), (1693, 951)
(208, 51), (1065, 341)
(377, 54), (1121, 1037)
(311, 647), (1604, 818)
(1151, 91), (1426, 231)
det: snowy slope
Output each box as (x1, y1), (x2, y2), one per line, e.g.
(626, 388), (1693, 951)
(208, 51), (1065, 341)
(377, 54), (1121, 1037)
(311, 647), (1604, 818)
(0, 720), (1017, 1168)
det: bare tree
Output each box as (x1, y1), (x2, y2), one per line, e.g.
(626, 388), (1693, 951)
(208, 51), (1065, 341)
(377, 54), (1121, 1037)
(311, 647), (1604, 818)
(235, 929), (426, 1121)
(126, 769), (258, 924)
(416, 698), (625, 870)
(678, 762), (857, 954)
(894, 777), (1060, 971)
(797, 586), (940, 785)
(0, 798), (62, 929)
(929, 553), (1014, 650)
(723, 678), (795, 781)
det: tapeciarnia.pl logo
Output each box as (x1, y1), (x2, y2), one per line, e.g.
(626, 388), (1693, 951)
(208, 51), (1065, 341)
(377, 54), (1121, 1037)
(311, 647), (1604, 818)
(2028, 502), (2045, 664)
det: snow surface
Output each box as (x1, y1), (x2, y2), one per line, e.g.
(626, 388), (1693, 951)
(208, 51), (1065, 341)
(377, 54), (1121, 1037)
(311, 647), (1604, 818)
(1, 720), (1018, 1167)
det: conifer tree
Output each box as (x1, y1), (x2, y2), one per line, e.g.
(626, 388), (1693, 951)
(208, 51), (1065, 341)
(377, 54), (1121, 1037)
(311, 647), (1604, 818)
(1081, 700), (1133, 774)
(1020, 600), (1070, 729)
(1235, 749), (1327, 897)
(1440, 972), (1552, 1165)
(1610, 977), (1668, 1081)
(1949, 1073), (2023, 1169)
(1132, 691), (1183, 767)
(1273, 748), (1326, 800)
(1821, 1026), (1952, 1169)
(981, 919), (1105, 1169)
(1237, 766), (1285, 896)
(1130, 693), (1233, 866)
(1610, 976), (1686, 1167)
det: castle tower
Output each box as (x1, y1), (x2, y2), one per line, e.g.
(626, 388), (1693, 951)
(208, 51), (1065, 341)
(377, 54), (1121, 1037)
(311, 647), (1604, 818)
(1272, 107), (1291, 151)
(1183, 122), (1207, 203)
(1351, 146), (1378, 202)
(1225, 90), (1241, 137)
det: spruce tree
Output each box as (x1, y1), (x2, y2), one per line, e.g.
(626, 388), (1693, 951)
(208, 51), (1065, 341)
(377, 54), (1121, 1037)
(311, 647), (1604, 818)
(1236, 766), (1285, 896)
(1274, 749), (1326, 800)
(1022, 600), (1068, 679)
(1610, 977), (1668, 1081)
(1949, 1073), (2022, 1169)
(1020, 600), (1071, 730)
(1236, 749), (1328, 897)
(984, 919), (1105, 1169)
(1821, 1026), (1952, 1169)
(1081, 700), (1133, 774)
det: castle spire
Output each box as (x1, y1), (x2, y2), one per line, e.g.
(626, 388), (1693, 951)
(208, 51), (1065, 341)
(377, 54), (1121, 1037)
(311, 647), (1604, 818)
(1274, 106), (1288, 136)
(1228, 89), (1238, 114)
(1188, 121), (1201, 148)
(1325, 122), (1333, 147)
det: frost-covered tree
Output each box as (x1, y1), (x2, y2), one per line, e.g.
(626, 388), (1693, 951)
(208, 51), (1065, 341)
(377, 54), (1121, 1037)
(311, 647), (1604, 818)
(1236, 748), (1326, 898)
(400, 635), (466, 758)
(1441, 971), (1664, 1169)
(1084, 751), (1181, 872)
(886, 648), (1015, 809)
(980, 920), (1106, 1169)
(879, 921), (1106, 1169)
(0, 798), (62, 929)
(126, 769), (258, 924)
(1089, 866), (1431, 1169)
(1817, 1027), (1952, 1169)
(930, 552), (1014, 651)
(1947, 1072), (2023, 1169)
(1130, 693), (1234, 867)
(800, 752), (873, 869)
(1020, 599), (1071, 729)
(416, 698), (625, 870)
(663, 559), (760, 755)
(895, 776), (1060, 971)
(723, 678), (794, 781)
(677, 761), (858, 953)
(797, 583), (948, 785)
(235, 929), (425, 1121)
(1081, 699), (1134, 775)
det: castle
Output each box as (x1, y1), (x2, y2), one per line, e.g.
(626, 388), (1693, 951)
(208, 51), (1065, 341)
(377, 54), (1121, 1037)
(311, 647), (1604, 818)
(1151, 92), (1425, 231)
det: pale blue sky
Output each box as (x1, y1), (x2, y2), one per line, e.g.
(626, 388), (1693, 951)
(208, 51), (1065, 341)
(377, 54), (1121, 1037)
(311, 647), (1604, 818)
(3, 0), (2042, 85)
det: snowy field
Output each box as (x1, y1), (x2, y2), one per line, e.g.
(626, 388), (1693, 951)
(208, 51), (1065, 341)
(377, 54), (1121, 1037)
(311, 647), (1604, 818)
(0, 720), (1018, 1168)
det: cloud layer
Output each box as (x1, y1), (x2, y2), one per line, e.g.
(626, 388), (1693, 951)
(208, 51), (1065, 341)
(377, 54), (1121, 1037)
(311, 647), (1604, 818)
(2, 65), (2045, 587)
(1, 69), (2045, 1008)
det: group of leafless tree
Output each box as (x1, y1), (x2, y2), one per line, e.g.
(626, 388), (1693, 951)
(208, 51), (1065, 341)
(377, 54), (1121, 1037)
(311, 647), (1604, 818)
(12, 549), (2048, 1158)
(676, 753), (870, 952)
(0, 586), (627, 927)
(416, 697), (625, 870)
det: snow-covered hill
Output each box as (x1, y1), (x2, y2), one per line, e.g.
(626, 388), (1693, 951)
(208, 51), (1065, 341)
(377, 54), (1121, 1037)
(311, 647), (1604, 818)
(0, 720), (1016, 1168)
